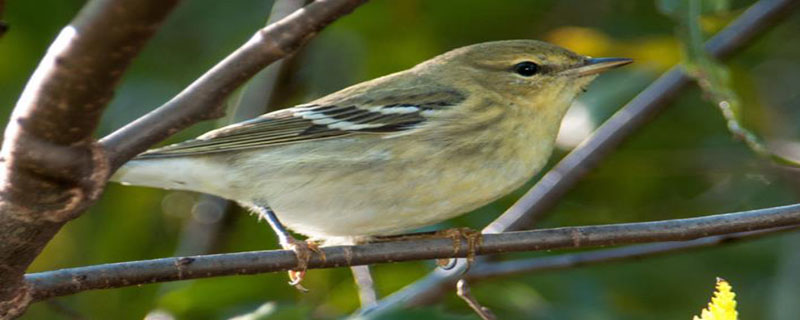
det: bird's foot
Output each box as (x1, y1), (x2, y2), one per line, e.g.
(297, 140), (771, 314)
(282, 237), (325, 292)
(435, 228), (483, 272)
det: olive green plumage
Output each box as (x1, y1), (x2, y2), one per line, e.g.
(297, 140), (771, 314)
(113, 40), (630, 244)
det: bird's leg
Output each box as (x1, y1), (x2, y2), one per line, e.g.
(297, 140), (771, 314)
(436, 228), (482, 271)
(254, 206), (324, 291)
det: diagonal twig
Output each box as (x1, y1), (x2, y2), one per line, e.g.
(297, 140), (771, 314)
(485, 0), (800, 234)
(0, 0), (368, 317)
(351, 265), (379, 309)
(100, 0), (369, 170)
(456, 279), (496, 320)
(0, 0), (179, 317)
(360, 0), (800, 316)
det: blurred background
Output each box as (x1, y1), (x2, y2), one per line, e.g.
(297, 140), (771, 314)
(2, 0), (800, 319)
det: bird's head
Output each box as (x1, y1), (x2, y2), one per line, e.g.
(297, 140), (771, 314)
(419, 39), (631, 113)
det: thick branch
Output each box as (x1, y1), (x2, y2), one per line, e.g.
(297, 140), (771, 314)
(24, 203), (800, 301)
(100, 0), (368, 170)
(0, 0), (178, 317)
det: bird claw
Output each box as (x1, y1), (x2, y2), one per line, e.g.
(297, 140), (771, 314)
(282, 237), (324, 292)
(436, 228), (483, 272)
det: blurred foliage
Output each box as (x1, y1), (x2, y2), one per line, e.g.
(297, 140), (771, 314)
(660, 0), (800, 167)
(1, 0), (799, 319)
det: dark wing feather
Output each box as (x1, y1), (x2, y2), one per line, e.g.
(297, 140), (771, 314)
(135, 89), (466, 159)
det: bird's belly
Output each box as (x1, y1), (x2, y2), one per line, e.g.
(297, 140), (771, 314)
(259, 142), (550, 240)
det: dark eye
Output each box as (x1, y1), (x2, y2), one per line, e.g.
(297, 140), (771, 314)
(513, 61), (540, 77)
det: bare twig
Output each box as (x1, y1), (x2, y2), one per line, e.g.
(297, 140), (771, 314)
(456, 279), (496, 320)
(100, 0), (369, 170)
(24, 203), (800, 301)
(369, 228), (800, 315)
(0, 0), (178, 317)
(485, 0), (800, 234)
(231, 0), (307, 122)
(362, 0), (800, 315)
(401, 226), (799, 306)
(168, 0), (306, 263)
(469, 227), (799, 280)
(351, 265), (378, 309)
(0, 0), (367, 317)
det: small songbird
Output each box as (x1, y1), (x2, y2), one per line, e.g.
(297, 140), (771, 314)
(112, 40), (630, 284)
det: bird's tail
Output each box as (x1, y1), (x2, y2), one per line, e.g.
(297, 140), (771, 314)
(110, 157), (229, 195)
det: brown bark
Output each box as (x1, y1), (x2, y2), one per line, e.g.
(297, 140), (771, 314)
(0, 1), (179, 317)
(0, 0), (368, 317)
(24, 203), (800, 301)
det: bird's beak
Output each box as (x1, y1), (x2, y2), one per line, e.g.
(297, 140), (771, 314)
(562, 57), (633, 76)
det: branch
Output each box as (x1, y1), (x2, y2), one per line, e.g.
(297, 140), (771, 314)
(351, 265), (378, 309)
(403, 226), (799, 306)
(230, 0), (307, 122)
(99, 0), (368, 170)
(0, 0), (178, 317)
(456, 279), (496, 320)
(168, 0), (307, 259)
(364, 0), (800, 315)
(485, 0), (800, 233)
(24, 203), (800, 301)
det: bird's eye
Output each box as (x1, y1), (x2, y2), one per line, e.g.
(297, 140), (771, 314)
(513, 61), (540, 77)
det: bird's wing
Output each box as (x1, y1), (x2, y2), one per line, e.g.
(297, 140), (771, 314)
(135, 87), (466, 159)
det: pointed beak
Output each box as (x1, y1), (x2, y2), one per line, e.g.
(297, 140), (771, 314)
(562, 57), (633, 76)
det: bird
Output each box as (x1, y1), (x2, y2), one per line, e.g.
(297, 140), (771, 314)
(112, 39), (631, 286)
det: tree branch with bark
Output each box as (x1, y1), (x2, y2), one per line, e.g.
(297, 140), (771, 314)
(0, 1), (179, 317)
(363, 0), (800, 315)
(24, 203), (800, 301)
(1, 0), (799, 318)
(100, 0), (368, 170)
(0, 0), (368, 317)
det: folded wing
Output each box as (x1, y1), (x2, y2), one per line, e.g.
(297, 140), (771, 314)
(135, 87), (466, 159)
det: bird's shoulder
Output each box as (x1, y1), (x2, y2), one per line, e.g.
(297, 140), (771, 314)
(135, 78), (467, 159)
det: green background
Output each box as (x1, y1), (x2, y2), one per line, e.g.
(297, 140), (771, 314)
(1, 0), (799, 319)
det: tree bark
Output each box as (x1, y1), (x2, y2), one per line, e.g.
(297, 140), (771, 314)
(0, 1), (179, 317)
(0, 0), (368, 317)
(24, 203), (800, 301)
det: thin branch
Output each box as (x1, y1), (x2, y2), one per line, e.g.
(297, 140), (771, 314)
(485, 0), (800, 234)
(168, 0), (306, 263)
(157, 0), (307, 300)
(24, 203), (800, 301)
(230, 0), (307, 122)
(470, 226), (799, 280)
(99, 0), (369, 170)
(402, 226), (799, 306)
(456, 279), (496, 320)
(359, 0), (800, 316)
(0, 0), (178, 317)
(351, 265), (378, 309)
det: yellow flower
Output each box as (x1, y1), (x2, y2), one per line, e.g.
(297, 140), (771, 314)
(693, 278), (738, 320)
